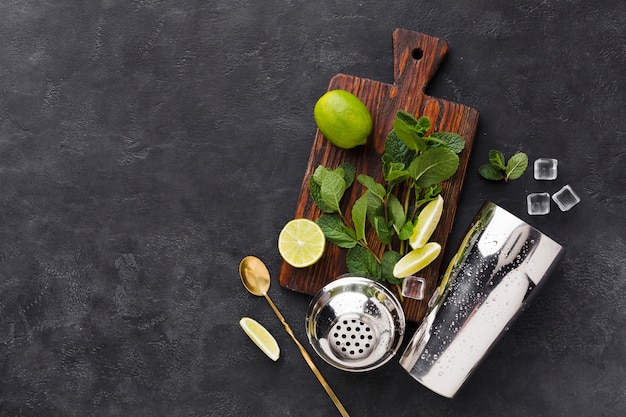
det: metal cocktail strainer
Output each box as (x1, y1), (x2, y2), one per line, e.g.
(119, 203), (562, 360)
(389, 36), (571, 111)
(305, 277), (406, 372)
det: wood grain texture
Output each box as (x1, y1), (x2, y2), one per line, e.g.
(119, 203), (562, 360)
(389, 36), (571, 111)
(278, 29), (480, 323)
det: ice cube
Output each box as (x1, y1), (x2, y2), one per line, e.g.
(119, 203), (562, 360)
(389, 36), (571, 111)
(402, 276), (425, 300)
(527, 192), (551, 215)
(552, 184), (580, 211)
(534, 158), (558, 180)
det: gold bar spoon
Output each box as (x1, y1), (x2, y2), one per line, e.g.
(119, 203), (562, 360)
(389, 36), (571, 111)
(239, 256), (350, 417)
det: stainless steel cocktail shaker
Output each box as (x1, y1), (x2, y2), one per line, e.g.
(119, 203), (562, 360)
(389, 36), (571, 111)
(399, 202), (564, 398)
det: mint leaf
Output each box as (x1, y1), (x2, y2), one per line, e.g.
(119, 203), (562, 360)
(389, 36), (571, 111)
(428, 132), (466, 154)
(387, 193), (406, 234)
(371, 215), (393, 245)
(320, 170), (346, 213)
(339, 162), (356, 188)
(381, 250), (402, 284)
(364, 190), (384, 219)
(397, 220), (414, 241)
(409, 147), (460, 187)
(351, 194), (368, 243)
(357, 174), (386, 200)
(488, 150), (506, 171)
(505, 152), (528, 181)
(383, 130), (415, 168)
(395, 110), (420, 127)
(478, 164), (505, 181)
(346, 246), (382, 281)
(309, 176), (336, 213)
(383, 161), (411, 186)
(311, 165), (327, 185)
(393, 111), (429, 152)
(316, 214), (357, 249)
(415, 116), (431, 133)
(310, 163), (356, 213)
(393, 127), (428, 152)
(395, 110), (430, 135)
(419, 184), (442, 204)
(479, 150), (527, 182)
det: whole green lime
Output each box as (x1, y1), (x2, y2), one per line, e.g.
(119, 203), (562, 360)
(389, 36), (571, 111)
(313, 90), (373, 149)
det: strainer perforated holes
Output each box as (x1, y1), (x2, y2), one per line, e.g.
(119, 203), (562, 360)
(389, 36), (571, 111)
(328, 317), (376, 360)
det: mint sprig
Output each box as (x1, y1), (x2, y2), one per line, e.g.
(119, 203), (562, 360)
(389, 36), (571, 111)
(309, 110), (465, 286)
(479, 150), (528, 182)
(309, 163), (356, 215)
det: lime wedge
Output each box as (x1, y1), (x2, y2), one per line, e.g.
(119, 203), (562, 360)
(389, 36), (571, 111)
(278, 218), (326, 268)
(393, 242), (442, 278)
(409, 195), (444, 250)
(239, 317), (280, 361)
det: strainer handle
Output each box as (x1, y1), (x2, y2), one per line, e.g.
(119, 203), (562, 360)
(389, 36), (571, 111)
(264, 293), (351, 417)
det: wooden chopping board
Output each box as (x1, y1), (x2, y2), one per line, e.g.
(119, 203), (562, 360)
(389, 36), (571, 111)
(278, 29), (480, 324)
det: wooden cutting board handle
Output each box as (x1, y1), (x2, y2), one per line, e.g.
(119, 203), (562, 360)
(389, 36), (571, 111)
(393, 29), (449, 93)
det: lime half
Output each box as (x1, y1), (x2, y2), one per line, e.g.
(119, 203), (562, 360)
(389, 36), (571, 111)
(278, 218), (326, 268)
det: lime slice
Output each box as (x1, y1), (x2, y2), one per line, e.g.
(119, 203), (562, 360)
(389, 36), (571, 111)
(409, 195), (444, 250)
(239, 317), (280, 361)
(393, 242), (442, 278)
(278, 218), (326, 268)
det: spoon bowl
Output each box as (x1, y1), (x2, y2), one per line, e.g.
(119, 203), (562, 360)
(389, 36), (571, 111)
(239, 255), (271, 296)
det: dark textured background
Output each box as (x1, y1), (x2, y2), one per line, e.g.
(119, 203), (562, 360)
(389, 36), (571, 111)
(1, 0), (624, 416)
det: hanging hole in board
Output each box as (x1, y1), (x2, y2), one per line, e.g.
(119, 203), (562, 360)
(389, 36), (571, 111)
(412, 48), (423, 60)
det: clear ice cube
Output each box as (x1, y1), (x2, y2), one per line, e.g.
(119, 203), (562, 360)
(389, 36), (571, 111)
(527, 192), (551, 215)
(552, 184), (580, 211)
(534, 158), (558, 180)
(402, 276), (425, 300)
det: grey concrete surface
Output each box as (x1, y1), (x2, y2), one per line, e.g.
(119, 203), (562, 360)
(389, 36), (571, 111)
(0, 0), (624, 416)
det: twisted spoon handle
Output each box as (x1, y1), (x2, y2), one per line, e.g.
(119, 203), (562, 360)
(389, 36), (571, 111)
(264, 293), (350, 417)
